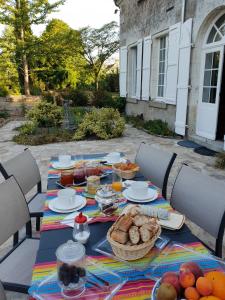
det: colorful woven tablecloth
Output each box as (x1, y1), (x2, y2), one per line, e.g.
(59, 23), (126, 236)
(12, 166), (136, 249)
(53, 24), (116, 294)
(41, 156), (172, 231)
(29, 242), (222, 300)
(41, 185), (171, 232)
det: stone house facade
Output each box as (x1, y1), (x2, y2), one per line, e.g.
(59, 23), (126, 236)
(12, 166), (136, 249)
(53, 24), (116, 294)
(115, 0), (225, 151)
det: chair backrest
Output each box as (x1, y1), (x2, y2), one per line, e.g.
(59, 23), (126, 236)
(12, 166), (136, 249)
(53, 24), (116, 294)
(0, 176), (30, 246)
(171, 165), (225, 256)
(135, 142), (177, 198)
(0, 149), (41, 195)
(0, 281), (6, 300)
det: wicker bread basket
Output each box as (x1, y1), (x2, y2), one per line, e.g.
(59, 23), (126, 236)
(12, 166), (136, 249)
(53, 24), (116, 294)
(107, 216), (161, 261)
(112, 164), (140, 180)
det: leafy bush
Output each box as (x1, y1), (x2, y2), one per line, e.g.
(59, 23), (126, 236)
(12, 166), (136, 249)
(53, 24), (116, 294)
(74, 108), (125, 140)
(0, 109), (10, 119)
(18, 122), (37, 135)
(27, 101), (63, 128)
(143, 119), (175, 137)
(126, 116), (175, 137)
(13, 129), (73, 146)
(71, 107), (89, 127)
(0, 86), (9, 97)
(215, 152), (225, 169)
(93, 90), (126, 113)
(66, 89), (89, 106)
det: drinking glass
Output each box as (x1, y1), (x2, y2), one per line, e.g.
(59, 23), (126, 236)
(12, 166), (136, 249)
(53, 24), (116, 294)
(112, 171), (123, 192)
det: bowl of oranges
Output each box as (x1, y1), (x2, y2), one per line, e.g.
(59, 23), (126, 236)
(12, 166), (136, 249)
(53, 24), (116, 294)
(152, 261), (225, 300)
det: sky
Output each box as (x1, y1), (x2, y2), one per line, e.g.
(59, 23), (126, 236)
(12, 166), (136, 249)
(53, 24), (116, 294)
(34, 0), (119, 36)
(0, 0), (119, 35)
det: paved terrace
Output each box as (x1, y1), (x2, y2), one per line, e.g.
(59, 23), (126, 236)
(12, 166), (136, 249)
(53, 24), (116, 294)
(0, 121), (225, 299)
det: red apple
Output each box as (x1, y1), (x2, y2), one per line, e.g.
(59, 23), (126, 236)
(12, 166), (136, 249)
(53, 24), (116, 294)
(180, 262), (203, 280)
(162, 271), (181, 295)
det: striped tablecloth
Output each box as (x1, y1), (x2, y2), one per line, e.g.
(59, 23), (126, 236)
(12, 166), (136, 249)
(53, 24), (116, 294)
(28, 242), (222, 300)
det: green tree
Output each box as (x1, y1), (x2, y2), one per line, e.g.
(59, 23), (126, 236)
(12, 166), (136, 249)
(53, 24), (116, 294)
(31, 19), (86, 90)
(0, 0), (65, 95)
(0, 26), (20, 95)
(80, 21), (119, 90)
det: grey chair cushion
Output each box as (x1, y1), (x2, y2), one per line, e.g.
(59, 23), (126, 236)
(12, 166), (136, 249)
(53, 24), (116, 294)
(28, 193), (45, 215)
(0, 239), (39, 287)
(0, 281), (6, 300)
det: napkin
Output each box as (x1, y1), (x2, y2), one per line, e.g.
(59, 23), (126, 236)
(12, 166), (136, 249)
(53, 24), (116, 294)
(60, 212), (92, 228)
(139, 206), (170, 220)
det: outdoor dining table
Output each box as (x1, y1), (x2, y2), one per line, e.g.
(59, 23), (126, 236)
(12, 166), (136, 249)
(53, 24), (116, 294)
(29, 153), (219, 300)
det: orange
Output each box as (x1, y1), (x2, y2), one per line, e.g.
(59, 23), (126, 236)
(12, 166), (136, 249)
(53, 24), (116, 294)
(185, 286), (200, 300)
(205, 271), (225, 300)
(200, 297), (222, 300)
(196, 277), (213, 296)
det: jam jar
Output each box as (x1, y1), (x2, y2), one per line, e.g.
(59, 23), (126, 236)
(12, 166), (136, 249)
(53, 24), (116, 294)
(56, 240), (86, 299)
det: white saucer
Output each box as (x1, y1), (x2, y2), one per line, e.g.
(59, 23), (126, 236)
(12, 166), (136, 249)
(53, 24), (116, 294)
(103, 157), (126, 165)
(48, 196), (86, 213)
(53, 196), (83, 210)
(123, 188), (158, 203)
(52, 161), (75, 170)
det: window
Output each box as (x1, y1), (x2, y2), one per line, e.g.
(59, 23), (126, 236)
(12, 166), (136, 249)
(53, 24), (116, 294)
(202, 51), (220, 103)
(128, 46), (137, 98)
(207, 13), (225, 44)
(157, 36), (168, 98)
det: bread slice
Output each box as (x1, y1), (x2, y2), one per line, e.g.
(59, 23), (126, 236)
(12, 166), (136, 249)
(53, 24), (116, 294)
(115, 215), (133, 232)
(111, 230), (128, 244)
(133, 215), (149, 227)
(129, 226), (140, 245)
(140, 225), (151, 242)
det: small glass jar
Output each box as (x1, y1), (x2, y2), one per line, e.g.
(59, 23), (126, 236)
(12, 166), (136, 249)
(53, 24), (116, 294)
(86, 162), (102, 177)
(73, 213), (90, 244)
(73, 167), (86, 184)
(60, 169), (74, 186)
(95, 186), (118, 216)
(86, 175), (100, 195)
(56, 240), (86, 299)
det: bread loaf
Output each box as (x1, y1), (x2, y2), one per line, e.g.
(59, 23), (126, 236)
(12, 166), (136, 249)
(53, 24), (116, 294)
(129, 226), (140, 245)
(111, 230), (128, 244)
(115, 215), (133, 232)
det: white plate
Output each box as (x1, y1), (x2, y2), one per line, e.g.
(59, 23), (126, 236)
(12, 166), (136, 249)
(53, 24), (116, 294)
(103, 157), (127, 165)
(123, 188), (158, 203)
(126, 187), (157, 200)
(52, 196), (84, 210)
(52, 161), (75, 170)
(48, 196), (86, 213)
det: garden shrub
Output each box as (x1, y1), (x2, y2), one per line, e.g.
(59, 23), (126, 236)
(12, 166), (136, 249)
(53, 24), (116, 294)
(0, 109), (10, 119)
(66, 89), (89, 106)
(126, 116), (175, 137)
(27, 101), (63, 128)
(13, 129), (73, 146)
(93, 90), (126, 113)
(143, 119), (175, 137)
(0, 86), (9, 97)
(18, 122), (37, 135)
(74, 108), (125, 140)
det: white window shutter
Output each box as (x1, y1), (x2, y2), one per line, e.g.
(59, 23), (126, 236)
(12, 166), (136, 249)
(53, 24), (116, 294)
(142, 36), (152, 101)
(119, 46), (127, 97)
(175, 19), (193, 135)
(136, 39), (143, 100)
(165, 23), (181, 104)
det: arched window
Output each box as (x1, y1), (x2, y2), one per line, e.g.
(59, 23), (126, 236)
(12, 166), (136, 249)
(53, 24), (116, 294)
(207, 13), (225, 44)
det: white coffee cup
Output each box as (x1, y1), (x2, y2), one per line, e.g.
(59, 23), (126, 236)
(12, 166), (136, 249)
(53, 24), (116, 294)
(59, 155), (71, 165)
(131, 182), (149, 199)
(57, 188), (76, 209)
(107, 152), (120, 163)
